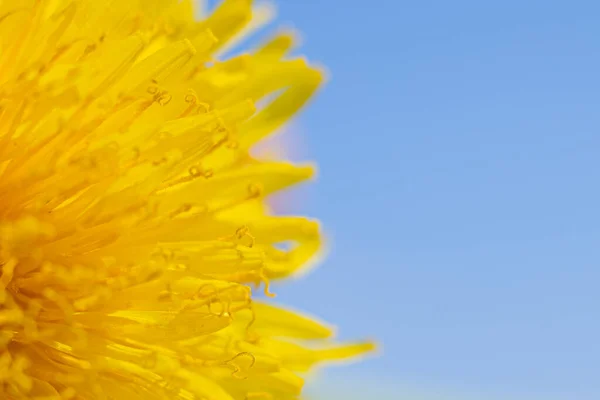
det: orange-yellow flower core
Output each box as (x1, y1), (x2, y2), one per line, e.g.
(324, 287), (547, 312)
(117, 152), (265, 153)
(0, 0), (373, 399)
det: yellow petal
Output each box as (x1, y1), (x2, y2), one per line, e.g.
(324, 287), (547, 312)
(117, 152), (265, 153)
(243, 302), (334, 340)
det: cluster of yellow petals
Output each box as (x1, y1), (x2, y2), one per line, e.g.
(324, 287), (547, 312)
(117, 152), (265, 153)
(0, 0), (373, 399)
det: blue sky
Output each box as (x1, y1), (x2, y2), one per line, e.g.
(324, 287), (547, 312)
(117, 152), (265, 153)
(220, 1), (600, 399)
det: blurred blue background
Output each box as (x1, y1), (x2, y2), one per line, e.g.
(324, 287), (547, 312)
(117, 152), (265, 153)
(219, 1), (600, 399)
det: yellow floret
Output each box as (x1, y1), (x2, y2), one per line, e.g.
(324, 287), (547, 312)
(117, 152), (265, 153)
(0, 1), (373, 399)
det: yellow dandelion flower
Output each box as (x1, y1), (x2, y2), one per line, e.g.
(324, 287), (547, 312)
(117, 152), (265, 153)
(0, 0), (374, 399)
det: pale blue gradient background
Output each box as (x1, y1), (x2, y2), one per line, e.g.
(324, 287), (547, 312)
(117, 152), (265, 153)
(215, 1), (600, 399)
